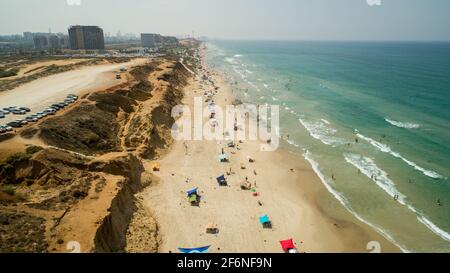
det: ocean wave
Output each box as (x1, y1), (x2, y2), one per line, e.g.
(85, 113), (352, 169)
(225, 57), (238, 64)
(356, 133), (444, 179)
(246, 80), (261, 92)
(345, 153), (450, 243)
(320, 119), (330, 125)
(417, 216), (450, 242)
(286, 139), (299, 147)
(385, 118), (420, 129)
(299, 118), (347, 147)
(303, 151), (410, 252)
(234, 54), (243, 58)
(245, 69), (253, 74)
(344, 154), (406, 204)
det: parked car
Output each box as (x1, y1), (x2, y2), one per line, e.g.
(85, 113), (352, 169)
(1, 109), (10, 114)
(11, 109), (26, 115)
(19, 107), (31, 112)
(67, 94), (78, 99)
(0, 125), (13, 132)
(44, 109), (56, 115)
(17, 119), (28, 125)
(25, 116), (38, 122)
(7, 121), (22, 128)
(51, 104), (63, 109)
(0, 113), (4, 119)
(0, 127), (6, 133)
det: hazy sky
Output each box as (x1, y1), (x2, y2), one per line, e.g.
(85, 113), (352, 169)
(1, 0), (450, 40)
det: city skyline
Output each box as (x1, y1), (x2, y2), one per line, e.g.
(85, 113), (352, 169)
(0, 0), (450, 41)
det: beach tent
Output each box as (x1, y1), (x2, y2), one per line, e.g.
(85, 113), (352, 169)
(178, 246), (211, 253)
(188, 194), (198, 203)
(205, 223), (219, 234)
(280, 239), (297, 253)
(187, 188), (198, 197)
(259, 214), (272, 228)
(218, 154), (229, 162)
(240, 181), (251, 190)
(216, 175), (227, 186)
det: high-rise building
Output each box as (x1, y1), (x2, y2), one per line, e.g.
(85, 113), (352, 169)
(141, 33), (178, 48)
(33, 35), (49, 50)
(68, 25), (105, 50)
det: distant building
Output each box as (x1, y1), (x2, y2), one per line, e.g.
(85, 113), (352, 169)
(33, 35), (49, 50)
(48, 35), (61, 49)
(141, 33), (178, 48)
(28, 32), (69, 50)
(68, 25), (105, 50)
(141, 33), (160, 48)
(23, 32), (33, 41)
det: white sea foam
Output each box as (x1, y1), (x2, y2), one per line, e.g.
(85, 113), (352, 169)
(286, 139), (299, 147)
(299, 118), (347, 147)
(356, 133), (444, 179)
(246, 80), (261, 92)
(320, 119), (330, 125)
(234, 54), (243, 58)
(417, 216), (450, 242)
(385, 118), (420, 129)
(344, 154), (406, 204)
(263, 84), (269, 89)
(245, 69), (253, 74)
(225, 57), (237, 64)
(303, 151), (410, 252)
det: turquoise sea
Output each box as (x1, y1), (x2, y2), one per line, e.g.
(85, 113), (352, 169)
(205, 40), (450, 252)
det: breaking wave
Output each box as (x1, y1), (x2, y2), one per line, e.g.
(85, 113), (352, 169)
(344, 154), (406, 204)
(356, 133), (443, 180)
(385, 118), (420, 129)
(303, 151), (410, 252)
(299, 118), (347, 147)
(417, 216), (450, 242)
(344, 153), (450, 243)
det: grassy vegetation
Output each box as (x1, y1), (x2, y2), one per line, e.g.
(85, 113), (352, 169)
(25, 145), (44, 155)
(0, 67), (19, 78)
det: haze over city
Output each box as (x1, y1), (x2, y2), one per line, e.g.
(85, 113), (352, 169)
(1, 0), (450, 41)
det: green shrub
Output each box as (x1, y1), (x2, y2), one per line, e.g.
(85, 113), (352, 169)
(0, 185), (15, 196)
(25, 145), (43, 155)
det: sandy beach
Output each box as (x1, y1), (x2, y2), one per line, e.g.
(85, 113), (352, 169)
(141, 47), (400, 253)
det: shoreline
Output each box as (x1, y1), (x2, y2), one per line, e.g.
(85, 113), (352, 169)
(141, 44), (401, 253)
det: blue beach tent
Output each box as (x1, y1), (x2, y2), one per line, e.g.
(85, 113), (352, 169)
(216, 175), (227, 186)
(259, 214), (272, 228)
(187, 188), (198, 196)
(259, 215), (270, 225)
(178, 245), (211, 253)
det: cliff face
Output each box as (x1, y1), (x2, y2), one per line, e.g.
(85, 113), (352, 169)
(0, 58), (192, 253)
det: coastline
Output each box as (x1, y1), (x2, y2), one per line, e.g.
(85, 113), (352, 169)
(141, 45), (401, 253)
